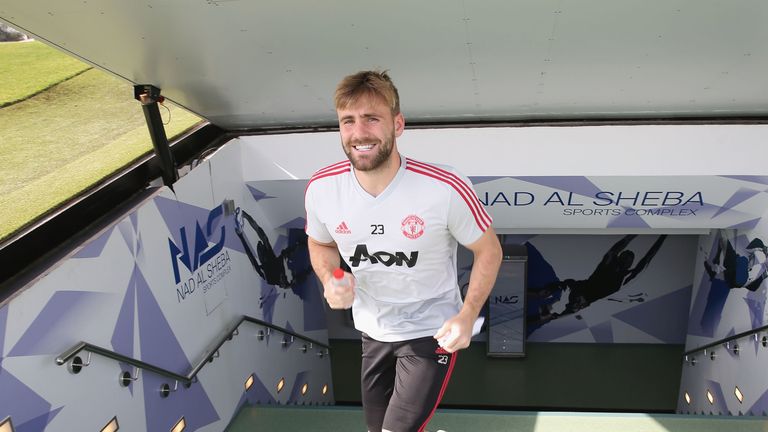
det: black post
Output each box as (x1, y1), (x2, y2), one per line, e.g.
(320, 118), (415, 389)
(134, 84), (177, 188)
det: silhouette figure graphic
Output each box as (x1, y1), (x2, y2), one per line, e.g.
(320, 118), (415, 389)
(529, 234), (667, 327)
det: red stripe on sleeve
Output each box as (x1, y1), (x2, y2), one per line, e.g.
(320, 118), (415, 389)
(406, 158), (491, 228)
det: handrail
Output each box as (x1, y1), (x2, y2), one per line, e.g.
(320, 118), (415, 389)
(56, 315), (330, 384)
(683, 322), (768, 357)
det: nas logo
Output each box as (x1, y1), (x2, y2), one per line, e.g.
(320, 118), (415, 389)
(401, 214), (424, 239)
(168, 204), (227, 284)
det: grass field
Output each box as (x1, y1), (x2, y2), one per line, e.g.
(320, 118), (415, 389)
(0, 41), (202, 242)
(0, 41), (90, 107)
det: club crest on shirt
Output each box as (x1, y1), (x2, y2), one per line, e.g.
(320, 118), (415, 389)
(401, 214), (425, 239)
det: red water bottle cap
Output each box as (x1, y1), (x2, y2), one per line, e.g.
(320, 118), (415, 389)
(332, 268), (344, 280)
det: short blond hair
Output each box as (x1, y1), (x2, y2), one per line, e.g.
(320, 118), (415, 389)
(334, 70), (400, 115)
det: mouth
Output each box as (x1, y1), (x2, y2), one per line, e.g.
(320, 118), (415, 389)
(352, 143), (375, 152)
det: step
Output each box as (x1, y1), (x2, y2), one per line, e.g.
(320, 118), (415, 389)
(227, 405), (768, 432)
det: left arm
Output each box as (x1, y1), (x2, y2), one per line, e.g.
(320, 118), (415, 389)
(434, 227), (502, 353)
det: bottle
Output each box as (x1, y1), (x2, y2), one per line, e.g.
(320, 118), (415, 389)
(330, 268), (354, 309)
(332, 268), (348, 285)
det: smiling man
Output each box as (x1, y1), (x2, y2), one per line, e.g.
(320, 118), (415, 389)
(304, 70), (502, 432)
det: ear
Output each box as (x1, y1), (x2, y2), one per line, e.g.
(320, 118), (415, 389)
(394, 112), (405, 137)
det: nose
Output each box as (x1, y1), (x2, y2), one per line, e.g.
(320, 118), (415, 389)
(349, 122), (373, 143)
(351, 119), (369, 137)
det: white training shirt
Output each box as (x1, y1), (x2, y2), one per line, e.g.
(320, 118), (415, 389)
(305, 155), (492, 342)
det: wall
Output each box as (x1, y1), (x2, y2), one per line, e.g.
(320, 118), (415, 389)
(0, 143), (333, 431)
(331, 232), (697, 411)
(679, 209), (768, 415)
(233, 125), (768, 413)
(3, 123), (766, 429)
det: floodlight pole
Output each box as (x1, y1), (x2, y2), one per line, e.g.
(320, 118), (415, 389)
(134, 84), (178, 188)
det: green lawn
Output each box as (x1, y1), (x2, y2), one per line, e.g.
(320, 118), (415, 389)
(0, 41), (202, 242)
(0, 41), (91, 107)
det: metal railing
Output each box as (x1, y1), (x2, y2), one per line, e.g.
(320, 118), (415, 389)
(56, 315), (330, 386)
(683, 322), (768, 358)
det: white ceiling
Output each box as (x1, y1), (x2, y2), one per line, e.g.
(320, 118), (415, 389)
(2, 0), (767, 130)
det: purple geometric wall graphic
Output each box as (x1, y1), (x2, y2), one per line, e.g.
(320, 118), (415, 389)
(234, 392), (250, 415)
(8, 291), (113, 357)
(15, 407), (62, 432)
(142, 372), (219, 432)
(687, 277), (729, 338)
(469, 176), (510, 186)
(0, 365), (56, 430)
(704, 379), (729, 414)
(112, 271), (136, 356)
(527, 316), (589, 341)
(111, 269), (138, 395)
(514, 176), (603, 199)
(134, 268), (190, 373)
(117, 215), (145, 260)
(273, 233), (288, 256)
(744, 295), (766, 330)
(523, 241), (562, 338)
(130, 212), (139, 230)
(611, 285), (692, 344)
(279, 217), (307, 230)
(154, 196), (245, 258)
(118, 219), (136, 255)
(523, 242), (559, 292)
(606, 212), (652, 229)
(722, 176), (768, 186)
(133, 268), (220, 431)
(245, 373), (277, 405)
(728, 217), (761, 230)
(748, 386), (768, 415)
(300, 279), (326, 332)
(260, 284), (279, 325)
(137, 231), (144, 259)
(711, 188), (761, 219)
(73, 227), (115, 259)
(246, 184), (277, 202)
(288, 370), (309, 403)
(588, 320), (615, 343)
(687, 232), (726, 339)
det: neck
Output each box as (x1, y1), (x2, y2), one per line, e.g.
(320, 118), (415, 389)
(355, 152), (401, 197)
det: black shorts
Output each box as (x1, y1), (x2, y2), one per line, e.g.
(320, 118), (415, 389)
(360, 333), (457, 432)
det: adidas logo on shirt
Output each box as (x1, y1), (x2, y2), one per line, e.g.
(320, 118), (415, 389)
(335, 221), (352, 234)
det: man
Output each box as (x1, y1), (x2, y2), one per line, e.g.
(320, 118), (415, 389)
(304, 70), (502, 432)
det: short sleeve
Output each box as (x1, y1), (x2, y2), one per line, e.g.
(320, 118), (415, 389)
(447, 169), (492, 246)
(304, 181), (333, 244)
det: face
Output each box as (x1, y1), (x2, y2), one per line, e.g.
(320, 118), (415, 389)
(337, 95), (404, 172)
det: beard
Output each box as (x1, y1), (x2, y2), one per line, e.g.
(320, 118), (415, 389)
(343, 133), (395, 172)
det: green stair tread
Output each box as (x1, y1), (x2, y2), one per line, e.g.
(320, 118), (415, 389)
(228, 405), (768, 432)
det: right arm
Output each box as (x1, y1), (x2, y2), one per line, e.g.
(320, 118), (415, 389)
(308, 236), (354, 309)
